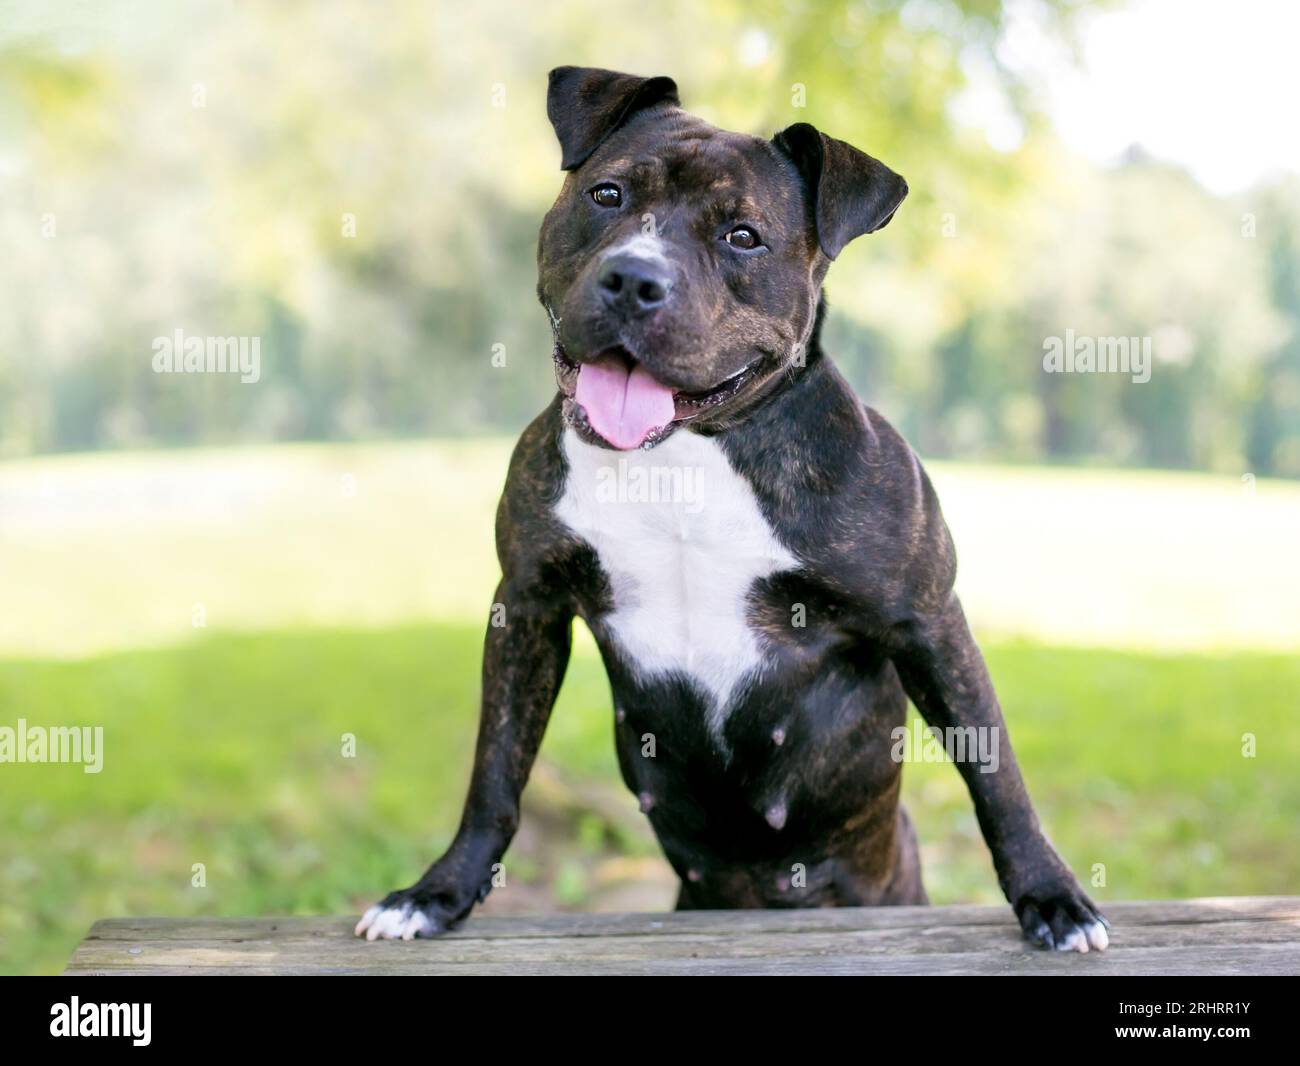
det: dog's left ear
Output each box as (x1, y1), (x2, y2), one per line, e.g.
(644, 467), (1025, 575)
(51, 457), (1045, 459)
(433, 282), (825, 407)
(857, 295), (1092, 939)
(773, 122), (908, 258)
(547, 66), (680, 171)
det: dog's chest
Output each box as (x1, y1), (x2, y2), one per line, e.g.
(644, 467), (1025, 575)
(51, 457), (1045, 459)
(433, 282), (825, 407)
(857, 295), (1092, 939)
(555, 429), (797, 728)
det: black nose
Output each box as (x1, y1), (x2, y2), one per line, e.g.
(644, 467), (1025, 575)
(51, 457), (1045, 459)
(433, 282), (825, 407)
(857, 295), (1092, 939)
(598, 255), (672, 315)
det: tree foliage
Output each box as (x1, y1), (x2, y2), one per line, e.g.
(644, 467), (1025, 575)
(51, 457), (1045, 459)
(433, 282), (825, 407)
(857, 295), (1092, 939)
(1, 0), (1297, 475)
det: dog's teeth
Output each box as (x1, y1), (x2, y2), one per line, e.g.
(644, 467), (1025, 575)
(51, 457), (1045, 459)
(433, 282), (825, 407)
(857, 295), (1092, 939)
(765, 801), (788, 830)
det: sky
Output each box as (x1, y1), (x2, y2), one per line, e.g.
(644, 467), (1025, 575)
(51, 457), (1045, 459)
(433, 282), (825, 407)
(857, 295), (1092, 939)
(1006, 0), (1300, 194)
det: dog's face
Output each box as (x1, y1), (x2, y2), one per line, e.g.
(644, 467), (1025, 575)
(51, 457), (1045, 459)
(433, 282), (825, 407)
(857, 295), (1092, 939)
(537, 68), (908, 451)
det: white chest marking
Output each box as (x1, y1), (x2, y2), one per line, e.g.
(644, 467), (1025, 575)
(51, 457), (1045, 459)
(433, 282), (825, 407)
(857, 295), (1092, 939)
(555, 428), (797, 735)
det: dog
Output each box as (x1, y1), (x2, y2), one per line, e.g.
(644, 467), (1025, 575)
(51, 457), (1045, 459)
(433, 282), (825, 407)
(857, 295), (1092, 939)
(356, 66), (1108, 953)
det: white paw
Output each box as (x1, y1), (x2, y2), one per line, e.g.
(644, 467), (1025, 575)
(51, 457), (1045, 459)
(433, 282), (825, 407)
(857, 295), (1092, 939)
(354, 902), (433, 941)
(1054, 919), (1110, 953)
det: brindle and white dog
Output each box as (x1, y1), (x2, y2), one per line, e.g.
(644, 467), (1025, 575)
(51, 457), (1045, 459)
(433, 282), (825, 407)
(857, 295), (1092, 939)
(356, 66), (1108, 953)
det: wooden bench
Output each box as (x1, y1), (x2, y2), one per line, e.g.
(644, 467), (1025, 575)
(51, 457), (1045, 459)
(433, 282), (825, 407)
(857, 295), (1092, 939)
(64, 896), (1300, 975)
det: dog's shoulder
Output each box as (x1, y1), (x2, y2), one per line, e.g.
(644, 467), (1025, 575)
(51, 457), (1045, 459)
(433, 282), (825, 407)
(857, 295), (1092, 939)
(725, 356), (957, 616)
(857, 400), (957, 611)
(493, 397), (601, 602)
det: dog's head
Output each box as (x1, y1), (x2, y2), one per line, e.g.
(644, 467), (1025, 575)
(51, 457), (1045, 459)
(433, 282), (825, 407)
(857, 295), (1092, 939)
(538, 65), (907, 451)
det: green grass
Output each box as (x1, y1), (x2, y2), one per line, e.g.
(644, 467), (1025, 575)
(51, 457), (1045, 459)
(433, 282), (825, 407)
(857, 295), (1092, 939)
(2, 623), (1296, 975)
(3, 442), (1299, 658)
(0, 623), (623, 975)
(2, 440), (1297, 974)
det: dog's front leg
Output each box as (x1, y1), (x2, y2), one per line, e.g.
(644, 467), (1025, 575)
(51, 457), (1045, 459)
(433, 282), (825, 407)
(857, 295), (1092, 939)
(892, 594), (1109, 953)
(355, 580), (572, 940)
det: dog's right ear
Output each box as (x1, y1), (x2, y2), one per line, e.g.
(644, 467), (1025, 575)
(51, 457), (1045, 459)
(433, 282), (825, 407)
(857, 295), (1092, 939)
(547, 66), (679, 171)
(773, 122), (908, 259)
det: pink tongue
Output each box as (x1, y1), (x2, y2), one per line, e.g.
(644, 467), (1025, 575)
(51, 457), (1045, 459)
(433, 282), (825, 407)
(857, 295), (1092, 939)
(575, 356), (676, 450)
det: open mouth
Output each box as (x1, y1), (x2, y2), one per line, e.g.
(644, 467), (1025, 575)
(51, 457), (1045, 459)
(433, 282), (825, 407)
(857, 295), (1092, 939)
(553, 344), (758, 450)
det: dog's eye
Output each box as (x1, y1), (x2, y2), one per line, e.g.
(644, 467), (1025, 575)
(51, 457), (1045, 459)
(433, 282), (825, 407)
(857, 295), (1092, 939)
(724, 225), (762, 250)
(591, 184), (623, 208)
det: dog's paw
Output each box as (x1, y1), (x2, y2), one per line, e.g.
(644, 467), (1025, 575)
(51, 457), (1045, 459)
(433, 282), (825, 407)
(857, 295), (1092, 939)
(354, 899), (434, 941)
(1015, 888), (1109, 953)
(354, 880), (485, 941)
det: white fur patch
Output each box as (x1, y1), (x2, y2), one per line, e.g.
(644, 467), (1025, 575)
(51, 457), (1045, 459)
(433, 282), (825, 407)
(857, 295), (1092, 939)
(1084, 920), (1109, 952)
(354, 903), (432, 941)
(556, 428), (797, 737)
(1051, 919), (1109, 953)
(604, 232), (670, 265)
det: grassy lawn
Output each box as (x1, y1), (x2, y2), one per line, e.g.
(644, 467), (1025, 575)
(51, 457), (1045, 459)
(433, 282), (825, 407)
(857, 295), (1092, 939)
(3, 442), (1298, 658)
(1, 441), (1297, 974)
(3, 625), (1296, 975)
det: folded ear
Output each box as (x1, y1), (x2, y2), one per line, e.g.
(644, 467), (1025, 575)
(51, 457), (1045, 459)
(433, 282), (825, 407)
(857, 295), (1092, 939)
(547, 66), (680, 171)
(773, 122), (908, 259)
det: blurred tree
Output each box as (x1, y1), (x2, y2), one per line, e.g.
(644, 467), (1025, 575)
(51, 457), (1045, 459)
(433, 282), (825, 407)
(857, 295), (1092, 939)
(1246, 178), (1300, 477)
(0, 0), (1295, 478)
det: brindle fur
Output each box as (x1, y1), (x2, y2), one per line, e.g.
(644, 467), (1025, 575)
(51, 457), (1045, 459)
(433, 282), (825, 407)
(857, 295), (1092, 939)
(360, 67), (1105, 951)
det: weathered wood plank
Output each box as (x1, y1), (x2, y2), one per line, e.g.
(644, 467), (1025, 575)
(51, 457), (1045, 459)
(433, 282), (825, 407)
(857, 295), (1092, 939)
(64, 898), (1300, 976)
(65, 915), (1300, 967)
(72, 896), (1300, 940)
(62, 943), (1300, 976)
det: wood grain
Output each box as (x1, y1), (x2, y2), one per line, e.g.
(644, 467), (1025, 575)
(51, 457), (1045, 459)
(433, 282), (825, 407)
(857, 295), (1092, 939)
(64, 897), (1300, 976)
